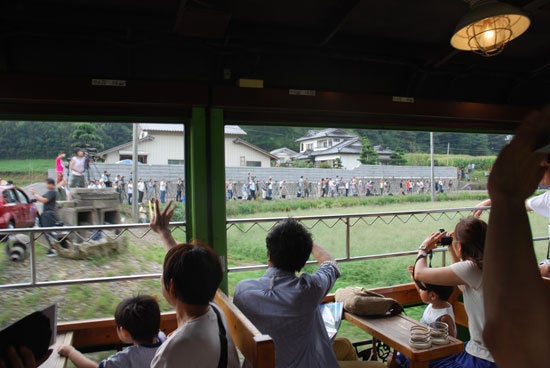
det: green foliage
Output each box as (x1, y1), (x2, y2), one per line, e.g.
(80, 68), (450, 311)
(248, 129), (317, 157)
(240, 126), (310, 152)
(359, 137), (378, 164)
(333, 157), (343, 168)
(389, 149), (407, 165)
(318, 161), (332, 169)
(72, 122), (104, 150)
(291, 159), (314, 168)
(406, 153), (495, 170)
(0, 121), (132, 159)
(226, 192), (490, 217)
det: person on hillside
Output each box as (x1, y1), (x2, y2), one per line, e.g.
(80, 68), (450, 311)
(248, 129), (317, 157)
(55, 152), (66, 184)
(57, 178), (71, 201)
(30, 178), (58, 256)
(68, 150), (86, 188)
(226, 180), (233, 200)
(414, 217), (496, 367)
(280, 180), (288, 199)
(149, 201), (240, 368)
(249, 178), (256, 200)
(159, 178), (167, 203)
(137, 178), (145, 204)
(175, 179), (184, 202)
(59, 296), (166, 368)
(127, 179), (133, 205)
(147, 179), (155, 201)
(481, 106), (550, 368)
(267, 177), (273, 199)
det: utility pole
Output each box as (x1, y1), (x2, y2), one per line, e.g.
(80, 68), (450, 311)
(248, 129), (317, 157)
(446, 142), (450, 166)
(430, 132), (435, 203)
(132, 123), (138, 221)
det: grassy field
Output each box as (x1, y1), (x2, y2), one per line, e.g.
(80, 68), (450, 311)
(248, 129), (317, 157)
(0, 159), (53, 186)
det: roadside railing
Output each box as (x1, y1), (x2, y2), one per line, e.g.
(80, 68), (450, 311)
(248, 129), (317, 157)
(1, 206), (548, 290)
(0, 222), (186, 290)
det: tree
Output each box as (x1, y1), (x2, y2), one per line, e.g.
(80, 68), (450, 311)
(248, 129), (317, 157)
(389, 149), (407, 165)
(333, 157), (343, 168)
(72, 122), (104, 150)
(359, 137), (378, 165)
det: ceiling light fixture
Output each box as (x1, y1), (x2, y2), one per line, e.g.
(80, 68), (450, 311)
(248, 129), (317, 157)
(451, 0), (531, 57)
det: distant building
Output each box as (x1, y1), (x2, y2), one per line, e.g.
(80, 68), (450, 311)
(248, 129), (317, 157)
(293, 128), (394, 169)
(270, 147), (298, 165)
(98, 124), (277, 167)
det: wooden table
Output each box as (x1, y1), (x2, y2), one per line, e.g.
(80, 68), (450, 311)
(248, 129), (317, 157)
(345, 313), (463, 368)
(39, 332), (73, 368)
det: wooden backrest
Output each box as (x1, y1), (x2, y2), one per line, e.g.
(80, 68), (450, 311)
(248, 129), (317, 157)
(58, 312), (178, 350)
(214, 290), (275, 368)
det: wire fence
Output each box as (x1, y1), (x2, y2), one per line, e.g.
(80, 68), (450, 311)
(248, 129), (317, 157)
(1, 206), (548, 290)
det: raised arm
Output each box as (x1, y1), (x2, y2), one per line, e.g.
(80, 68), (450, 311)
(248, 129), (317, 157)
(413, 231), (465, 287)
(29, 189), (49, 204)
(150, 200), (178, 250)
(472, 197), (535, 217)
(483, 108), (550, 368)
(311, 242), (335, 264)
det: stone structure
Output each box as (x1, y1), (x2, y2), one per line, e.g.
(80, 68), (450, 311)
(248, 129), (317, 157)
(52, 188), (127, 259)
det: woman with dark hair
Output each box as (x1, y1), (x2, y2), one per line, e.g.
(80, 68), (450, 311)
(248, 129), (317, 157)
(412, 217), (495, 368)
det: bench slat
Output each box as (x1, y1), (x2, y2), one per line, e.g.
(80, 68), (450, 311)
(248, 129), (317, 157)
(39, 332), (74, 368)
(214, 290), (275, 368)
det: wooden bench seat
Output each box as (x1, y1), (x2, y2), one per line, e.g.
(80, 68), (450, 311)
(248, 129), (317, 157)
(56, 290), (275, 368)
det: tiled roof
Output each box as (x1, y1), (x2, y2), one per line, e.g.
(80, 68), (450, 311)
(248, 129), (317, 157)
(296, 128), (356, 142)
(139, 123), (246, 135)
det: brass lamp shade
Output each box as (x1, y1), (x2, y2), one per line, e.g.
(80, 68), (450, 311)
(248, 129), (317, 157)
(451, 0), (531, 56)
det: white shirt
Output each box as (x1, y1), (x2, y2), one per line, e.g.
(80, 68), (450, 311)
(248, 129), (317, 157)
(70, 156), (86, 176)
(527, 190), (550, 218)
(151, 306), (239, 368)
(159, 181), (167, 191)
(137, 181), (145, 192)
(420, 303), (456, 337)
(450, 260), (494, 362)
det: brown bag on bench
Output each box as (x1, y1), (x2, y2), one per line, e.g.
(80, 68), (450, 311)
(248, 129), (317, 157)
(335, 287), (403, 317)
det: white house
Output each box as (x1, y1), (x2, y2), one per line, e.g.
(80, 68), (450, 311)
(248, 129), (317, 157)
(270, 147), (298, 165)
(98, 124), (277, 167)
(293, 128), (394, 168)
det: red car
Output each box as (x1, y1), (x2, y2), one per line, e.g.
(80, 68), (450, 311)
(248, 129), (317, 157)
(0, 185), (39, 230)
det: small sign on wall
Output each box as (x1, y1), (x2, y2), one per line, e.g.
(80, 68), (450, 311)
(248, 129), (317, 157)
(91, 79), (127, 87)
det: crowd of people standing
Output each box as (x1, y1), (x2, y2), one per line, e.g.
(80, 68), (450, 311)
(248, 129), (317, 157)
(228, 174), (455, 200)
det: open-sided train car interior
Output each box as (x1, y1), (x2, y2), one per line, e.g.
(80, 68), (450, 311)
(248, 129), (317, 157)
(0, 0), (549, 367)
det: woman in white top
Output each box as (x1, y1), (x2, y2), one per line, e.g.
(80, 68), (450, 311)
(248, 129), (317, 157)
(414, 217), (496, 368)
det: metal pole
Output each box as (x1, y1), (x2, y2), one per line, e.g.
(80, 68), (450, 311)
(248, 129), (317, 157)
(30, 232), (36, 285)
(430, 132), (435, 202)
(345, 216), (351, 260)
(446, 142), (450, 166)
(132, 123), (139, 221)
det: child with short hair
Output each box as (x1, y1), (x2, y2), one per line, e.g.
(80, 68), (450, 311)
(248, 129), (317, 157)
(59, 295), (165, 368)
(390, 267), (457, 368)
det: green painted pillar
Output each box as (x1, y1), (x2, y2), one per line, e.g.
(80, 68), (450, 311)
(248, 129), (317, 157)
(208, 108), (228, 292)
(185, 107), (228, 292)
(185, 107), (209, 243)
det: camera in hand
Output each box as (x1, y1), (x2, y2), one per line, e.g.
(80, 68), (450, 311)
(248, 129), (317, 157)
(438, 229), (453, 246)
